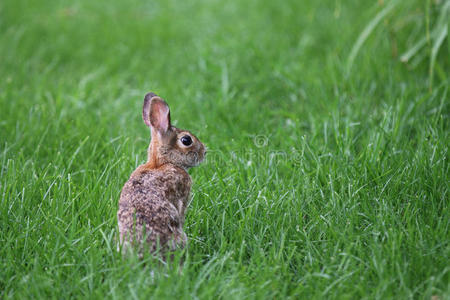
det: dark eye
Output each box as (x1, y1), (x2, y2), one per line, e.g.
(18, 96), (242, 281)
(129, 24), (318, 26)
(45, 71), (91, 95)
(180, 135), (193, 146)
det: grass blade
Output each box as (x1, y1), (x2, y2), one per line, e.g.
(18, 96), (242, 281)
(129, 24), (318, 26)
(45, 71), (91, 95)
(429, 25), (448, 90)
(346, 1), (398, 74)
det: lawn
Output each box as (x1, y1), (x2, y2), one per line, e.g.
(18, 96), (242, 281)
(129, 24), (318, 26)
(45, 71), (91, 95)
(0, 0), (448, 298)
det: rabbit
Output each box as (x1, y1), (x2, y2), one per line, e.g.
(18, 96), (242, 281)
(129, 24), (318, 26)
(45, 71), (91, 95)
(117, 92), (206, 256)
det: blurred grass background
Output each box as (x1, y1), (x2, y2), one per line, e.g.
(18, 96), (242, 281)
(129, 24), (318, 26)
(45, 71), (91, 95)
(0, 0), (448, 298)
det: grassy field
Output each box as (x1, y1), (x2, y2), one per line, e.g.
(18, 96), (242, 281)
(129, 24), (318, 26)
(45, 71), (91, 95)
(0, 0), (449, 298)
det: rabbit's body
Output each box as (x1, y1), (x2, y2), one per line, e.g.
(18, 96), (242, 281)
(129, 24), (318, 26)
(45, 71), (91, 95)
(118, 164), (191, 252)
(117, 93), (205, 255)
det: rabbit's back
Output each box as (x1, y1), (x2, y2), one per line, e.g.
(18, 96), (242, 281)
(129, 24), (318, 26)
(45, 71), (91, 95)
(118, 164), (192, 252)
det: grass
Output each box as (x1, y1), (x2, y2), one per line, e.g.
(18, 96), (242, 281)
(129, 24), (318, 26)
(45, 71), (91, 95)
(0, 0), (449, 298)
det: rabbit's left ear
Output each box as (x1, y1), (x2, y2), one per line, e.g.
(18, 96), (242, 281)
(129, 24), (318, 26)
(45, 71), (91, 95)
(143, 93), (171, 134)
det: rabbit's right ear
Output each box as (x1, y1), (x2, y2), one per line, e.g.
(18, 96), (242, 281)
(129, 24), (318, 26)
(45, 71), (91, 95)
(143, 92), (171, 134)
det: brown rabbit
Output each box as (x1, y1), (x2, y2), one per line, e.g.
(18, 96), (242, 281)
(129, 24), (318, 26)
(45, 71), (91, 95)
(117, 92), (206, 256)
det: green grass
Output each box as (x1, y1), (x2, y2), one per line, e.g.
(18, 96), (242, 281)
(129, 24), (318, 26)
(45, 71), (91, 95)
(0, 0), (449, 298)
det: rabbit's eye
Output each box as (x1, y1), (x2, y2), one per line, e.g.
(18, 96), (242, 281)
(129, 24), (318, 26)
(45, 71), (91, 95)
(181, 135), (193, 146)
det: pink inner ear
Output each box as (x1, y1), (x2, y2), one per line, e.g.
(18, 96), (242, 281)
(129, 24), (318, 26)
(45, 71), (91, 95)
(142, 93), (156, 127)
(143, 103), (151, 127)
(150, 98), (170, 133)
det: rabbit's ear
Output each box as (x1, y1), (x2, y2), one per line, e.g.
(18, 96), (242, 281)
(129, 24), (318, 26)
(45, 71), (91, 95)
(143, 93), (171, 133)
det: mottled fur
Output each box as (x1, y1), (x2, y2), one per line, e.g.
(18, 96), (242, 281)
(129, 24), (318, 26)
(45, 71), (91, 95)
(118, 93), (206, 256)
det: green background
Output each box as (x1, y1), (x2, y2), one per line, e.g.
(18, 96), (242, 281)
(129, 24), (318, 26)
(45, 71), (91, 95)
(0, 0), (448, 298)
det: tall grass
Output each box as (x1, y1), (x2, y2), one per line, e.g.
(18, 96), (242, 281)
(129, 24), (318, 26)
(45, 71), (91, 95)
(0, 0), (448, 298)
(348, 0), (449, 90)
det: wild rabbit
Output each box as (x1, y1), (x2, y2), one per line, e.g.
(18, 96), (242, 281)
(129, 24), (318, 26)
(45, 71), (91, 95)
(117, 92), (206, 256)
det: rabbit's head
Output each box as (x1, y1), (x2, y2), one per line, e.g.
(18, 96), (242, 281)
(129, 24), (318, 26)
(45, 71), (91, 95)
(143, 92), (206, 169)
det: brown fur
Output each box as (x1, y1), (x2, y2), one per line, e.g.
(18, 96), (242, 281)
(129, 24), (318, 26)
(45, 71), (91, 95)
(117, 93), (206, 256)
